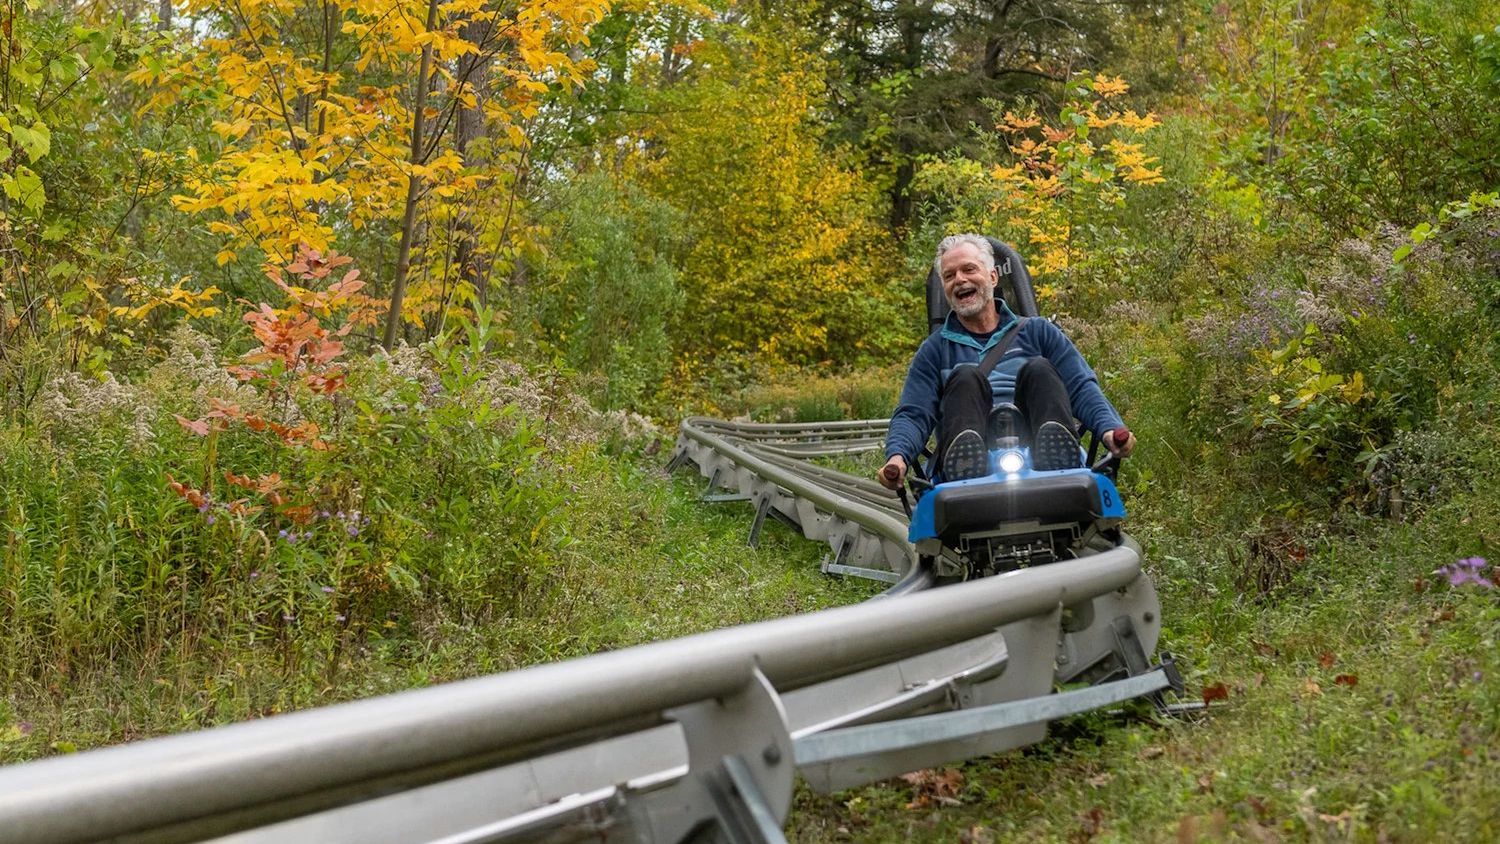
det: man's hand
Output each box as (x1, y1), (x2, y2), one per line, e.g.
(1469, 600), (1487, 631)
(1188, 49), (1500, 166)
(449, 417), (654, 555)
(1102, 428), (1135, 458)
(878, 455), (907, 490)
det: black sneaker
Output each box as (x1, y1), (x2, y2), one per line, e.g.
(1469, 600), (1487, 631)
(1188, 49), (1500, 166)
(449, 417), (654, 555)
(942, 429), (989, 481)
(1032, 421), (1082, 471)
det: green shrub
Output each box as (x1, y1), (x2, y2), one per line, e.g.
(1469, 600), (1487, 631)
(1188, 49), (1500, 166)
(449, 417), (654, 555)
(0, 318), (609, 693)
(1287, 8), (1500, 229)
(736, 366), (904, 422)
(519, 173), (686, 411)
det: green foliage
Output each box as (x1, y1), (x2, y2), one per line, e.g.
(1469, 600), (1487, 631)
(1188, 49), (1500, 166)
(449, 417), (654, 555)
(0, 322), (577, 688)
(735, 366), (904, 423)
(521, 173), (685, 410)
(628, 28), (912, 372)
(1287, 5), (1500, 227)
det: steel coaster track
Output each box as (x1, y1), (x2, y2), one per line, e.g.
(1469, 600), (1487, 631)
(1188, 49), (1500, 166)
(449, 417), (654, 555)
(0, 417), (1176, 844)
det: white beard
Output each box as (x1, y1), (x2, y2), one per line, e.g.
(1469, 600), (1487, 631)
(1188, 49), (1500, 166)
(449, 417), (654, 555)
(949, 285), (994, 318)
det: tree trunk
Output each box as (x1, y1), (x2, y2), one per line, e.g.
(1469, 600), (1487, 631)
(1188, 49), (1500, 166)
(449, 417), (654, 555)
(381, 0), (440, 350)
(453, 16), (493, 307)
(888, 0), (933, 231)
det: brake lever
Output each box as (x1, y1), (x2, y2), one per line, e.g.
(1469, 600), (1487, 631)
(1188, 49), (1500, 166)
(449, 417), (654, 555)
(1090, 426), (1131, 478)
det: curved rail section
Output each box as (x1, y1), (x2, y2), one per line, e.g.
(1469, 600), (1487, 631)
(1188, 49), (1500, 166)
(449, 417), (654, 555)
(671, 417), (917, 585)
(0, 418), (1175, 844)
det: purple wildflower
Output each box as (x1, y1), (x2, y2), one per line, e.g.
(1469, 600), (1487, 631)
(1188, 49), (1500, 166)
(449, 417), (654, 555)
(1408, 332), (1418, 345)
(336, 614), (347, 622)
(282, 613), (295, 622)
(321, 585), (334, 594)
(205, 514), (216, 525)
(18, 721), (33, 736)
(250, 570), (260, 580)
(1436, 557), (1493, 588)
(346, 524), (360, 537)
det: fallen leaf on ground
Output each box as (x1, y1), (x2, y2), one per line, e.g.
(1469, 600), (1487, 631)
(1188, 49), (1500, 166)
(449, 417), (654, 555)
(1087, 772), (1113, 788)
(900, 767), (964, 810)
(1319, 809), (1354, 832)
(1139, 745), (1166, 760)
(1202, 682), (1230, 704)
(1240, 819), (1280, 843)
(1318, 651), (1336, 669)
(1301, 679), (1323, 698)
(1078, 807), (1105, 839)
(1334, 673), (1358, 687)
(1252, 640), (1277, 657)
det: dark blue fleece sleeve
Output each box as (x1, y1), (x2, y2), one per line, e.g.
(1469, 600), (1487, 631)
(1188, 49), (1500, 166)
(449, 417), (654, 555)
(1035, 320), (1125, 436)
(885, 338), (942, 463)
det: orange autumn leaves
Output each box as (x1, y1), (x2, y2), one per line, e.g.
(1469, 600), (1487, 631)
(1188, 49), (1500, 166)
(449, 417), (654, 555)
(170, 247), (366, 524)
(923, 72), (1165, 280)
(992, 74), (1163, 276)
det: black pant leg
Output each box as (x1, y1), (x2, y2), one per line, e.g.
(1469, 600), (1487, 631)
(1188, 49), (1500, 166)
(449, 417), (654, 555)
(937, 366), (992, 466)
(1015, 357), (1076, 444)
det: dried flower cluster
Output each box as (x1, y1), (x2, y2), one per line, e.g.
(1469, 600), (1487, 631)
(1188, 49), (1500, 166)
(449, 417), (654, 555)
(37, 371), (156, 449)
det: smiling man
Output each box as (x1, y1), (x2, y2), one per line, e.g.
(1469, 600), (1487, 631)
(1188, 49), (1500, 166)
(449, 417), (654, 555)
(878, 233), (1135, 490)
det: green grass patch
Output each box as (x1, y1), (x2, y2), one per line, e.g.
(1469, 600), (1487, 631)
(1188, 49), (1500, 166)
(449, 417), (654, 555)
(788, 493), (1500, 842)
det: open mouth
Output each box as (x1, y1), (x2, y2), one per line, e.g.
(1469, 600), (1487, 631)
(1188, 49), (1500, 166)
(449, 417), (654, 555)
(953, 284), (980, 307)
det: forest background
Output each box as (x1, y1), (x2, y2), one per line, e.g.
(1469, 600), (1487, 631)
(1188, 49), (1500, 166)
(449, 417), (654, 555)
(2, 0), (1498, 839)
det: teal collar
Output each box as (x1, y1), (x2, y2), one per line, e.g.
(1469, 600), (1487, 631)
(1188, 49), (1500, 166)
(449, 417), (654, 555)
(940, 300), (1020, 351)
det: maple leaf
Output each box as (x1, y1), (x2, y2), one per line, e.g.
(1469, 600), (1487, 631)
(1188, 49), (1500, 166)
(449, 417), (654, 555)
(175, 414), (211, 436)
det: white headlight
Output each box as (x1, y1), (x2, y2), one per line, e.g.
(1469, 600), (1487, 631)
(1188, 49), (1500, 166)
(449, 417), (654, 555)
(998, 450), (1025, 473)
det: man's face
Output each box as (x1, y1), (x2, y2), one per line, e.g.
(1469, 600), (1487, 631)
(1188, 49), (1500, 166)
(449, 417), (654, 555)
(940, 242), (998, 318)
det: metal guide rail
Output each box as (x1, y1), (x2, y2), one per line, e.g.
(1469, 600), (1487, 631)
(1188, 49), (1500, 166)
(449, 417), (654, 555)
(0, 418), (1176, 844)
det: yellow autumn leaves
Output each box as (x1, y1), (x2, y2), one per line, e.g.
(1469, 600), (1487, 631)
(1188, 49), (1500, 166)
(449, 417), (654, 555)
(131, 0), (606, 329)
(923, 72), (1165, 281)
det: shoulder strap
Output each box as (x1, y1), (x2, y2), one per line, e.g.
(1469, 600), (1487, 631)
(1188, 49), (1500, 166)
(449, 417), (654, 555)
(977, 317), (1028, 377)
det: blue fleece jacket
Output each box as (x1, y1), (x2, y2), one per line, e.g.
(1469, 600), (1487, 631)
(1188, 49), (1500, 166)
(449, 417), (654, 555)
(884, 301), (1124, 465)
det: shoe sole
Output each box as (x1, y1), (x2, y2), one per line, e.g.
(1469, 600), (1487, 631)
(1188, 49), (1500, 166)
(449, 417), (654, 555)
(1032, 421), (1082, 471)
(943, 430), (989, 481)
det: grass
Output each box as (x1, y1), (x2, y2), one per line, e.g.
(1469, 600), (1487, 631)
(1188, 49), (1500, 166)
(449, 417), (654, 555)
(3, 367), (1497, 843)
(0, 458), (877, 762)
(786, 483), (1500, 843)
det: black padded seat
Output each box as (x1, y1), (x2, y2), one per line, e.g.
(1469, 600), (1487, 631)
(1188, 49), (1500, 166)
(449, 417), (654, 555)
(932, 474), (1100, 542)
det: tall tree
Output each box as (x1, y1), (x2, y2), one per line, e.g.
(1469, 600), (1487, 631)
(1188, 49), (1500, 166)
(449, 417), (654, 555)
(811, 0), (1159, 229)
(134, 0), (608, 346)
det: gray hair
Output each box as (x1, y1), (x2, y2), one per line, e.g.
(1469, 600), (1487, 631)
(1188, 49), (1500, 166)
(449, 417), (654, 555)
(933, 233), (995, 277)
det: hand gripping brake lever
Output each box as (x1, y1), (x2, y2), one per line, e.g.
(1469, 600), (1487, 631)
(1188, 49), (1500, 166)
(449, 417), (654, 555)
(1090, 426), (1131, 478)
(882, 463), (913, 519)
